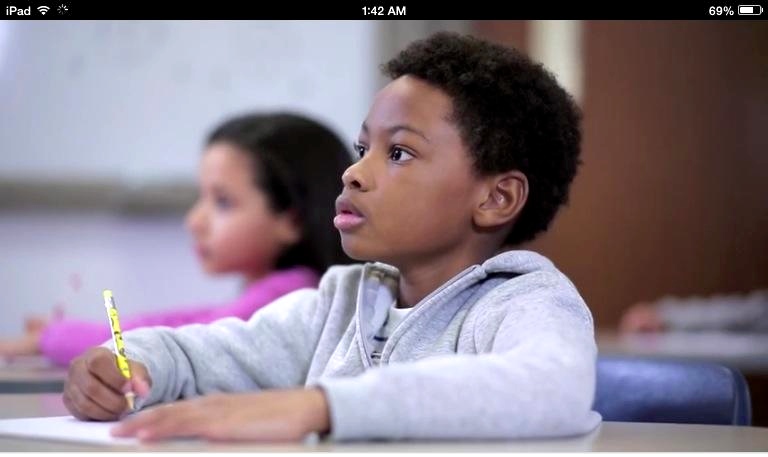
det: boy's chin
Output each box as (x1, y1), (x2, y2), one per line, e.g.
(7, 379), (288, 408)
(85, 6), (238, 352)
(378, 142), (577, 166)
(340, 240), (378, 263)
(341, 241), (399, 266)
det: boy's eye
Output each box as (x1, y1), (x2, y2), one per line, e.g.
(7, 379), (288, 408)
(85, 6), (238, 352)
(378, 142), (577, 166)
(390, 146), (415, 163)
(353, 142), (367, 159)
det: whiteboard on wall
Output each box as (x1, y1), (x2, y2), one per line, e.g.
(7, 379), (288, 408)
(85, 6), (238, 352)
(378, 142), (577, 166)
(0, 20), (375, 182)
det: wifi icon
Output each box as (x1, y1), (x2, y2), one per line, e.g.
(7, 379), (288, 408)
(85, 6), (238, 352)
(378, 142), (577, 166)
(37, 5), (50, 14)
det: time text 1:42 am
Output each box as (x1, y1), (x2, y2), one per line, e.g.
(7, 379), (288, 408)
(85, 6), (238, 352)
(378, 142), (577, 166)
(362, 6), (406, 15)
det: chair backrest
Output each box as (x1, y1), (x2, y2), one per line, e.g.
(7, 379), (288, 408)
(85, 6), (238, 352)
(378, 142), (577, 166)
(594, 355), (752, 425)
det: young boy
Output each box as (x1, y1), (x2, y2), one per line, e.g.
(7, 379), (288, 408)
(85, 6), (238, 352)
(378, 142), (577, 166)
(63, 32), (601, 442)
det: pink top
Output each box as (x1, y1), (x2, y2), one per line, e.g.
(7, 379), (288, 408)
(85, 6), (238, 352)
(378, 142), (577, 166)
(39, 267), (319, 366)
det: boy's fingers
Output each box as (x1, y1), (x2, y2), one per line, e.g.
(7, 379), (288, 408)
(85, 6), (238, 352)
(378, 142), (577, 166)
(62, 389), (88, 421)
(67, 381), (122, 421)
(138, 404), (207, 442)
(131, 377), (151, 397)
(85, 348), (128, 389)
(78, 373), (129, 416)
(136, 411), (188, 441)
(111, 407), (167, 437)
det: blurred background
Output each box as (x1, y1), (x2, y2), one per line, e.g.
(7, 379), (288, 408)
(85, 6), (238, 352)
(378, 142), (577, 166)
(0, 20), (766, 417)
(0, 20), (381, 331)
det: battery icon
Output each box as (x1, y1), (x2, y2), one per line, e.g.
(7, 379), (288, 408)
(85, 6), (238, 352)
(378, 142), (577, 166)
(737, 4), (763, 14)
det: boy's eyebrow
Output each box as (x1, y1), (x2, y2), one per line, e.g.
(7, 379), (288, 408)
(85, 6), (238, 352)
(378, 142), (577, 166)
(360, 122), (431, 143)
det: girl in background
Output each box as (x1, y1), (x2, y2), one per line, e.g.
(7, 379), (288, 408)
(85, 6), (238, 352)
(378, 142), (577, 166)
(0, 112), (353, 366)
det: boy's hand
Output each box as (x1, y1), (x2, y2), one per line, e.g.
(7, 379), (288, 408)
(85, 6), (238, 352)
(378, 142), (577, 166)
(63, 347), (151, 421)
(110, 388), (330, 442)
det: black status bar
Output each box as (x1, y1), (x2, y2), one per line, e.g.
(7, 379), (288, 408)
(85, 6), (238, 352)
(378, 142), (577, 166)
(2, 1), (766, 20)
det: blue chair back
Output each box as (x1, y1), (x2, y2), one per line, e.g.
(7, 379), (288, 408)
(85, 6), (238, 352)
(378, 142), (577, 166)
(594, 356), (751, 425)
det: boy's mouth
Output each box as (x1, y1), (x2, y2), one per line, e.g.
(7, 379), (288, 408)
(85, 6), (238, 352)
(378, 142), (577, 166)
(334, 196), (366, 231)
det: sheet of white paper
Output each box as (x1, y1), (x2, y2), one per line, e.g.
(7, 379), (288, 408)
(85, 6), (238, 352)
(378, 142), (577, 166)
(0, 415), (138, 446)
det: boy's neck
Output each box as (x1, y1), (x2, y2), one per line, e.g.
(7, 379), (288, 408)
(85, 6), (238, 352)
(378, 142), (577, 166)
(395, 243), (499, 307)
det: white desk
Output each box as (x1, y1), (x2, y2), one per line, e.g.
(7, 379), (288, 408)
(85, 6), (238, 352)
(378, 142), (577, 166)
(598, 330), (768, 374)
(1, 394), (767, 451)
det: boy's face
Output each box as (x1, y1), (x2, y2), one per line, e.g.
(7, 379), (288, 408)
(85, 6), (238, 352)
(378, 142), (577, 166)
(335, 75), (485, 266)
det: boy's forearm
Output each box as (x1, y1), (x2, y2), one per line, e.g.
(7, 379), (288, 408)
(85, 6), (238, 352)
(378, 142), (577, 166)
(315, 342), (599, 441)
(117, 289), (326, 408)
(304, 387), (331, 436)
(117, 327), (196, 408)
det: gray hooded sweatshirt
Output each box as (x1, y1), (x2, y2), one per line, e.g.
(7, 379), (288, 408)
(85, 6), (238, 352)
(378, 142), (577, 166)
(120, 250), (602, 441)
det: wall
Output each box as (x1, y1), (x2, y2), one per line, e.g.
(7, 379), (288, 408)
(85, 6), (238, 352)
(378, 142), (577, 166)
(0, 21), (375, 183)
(475, 21), (768, 329)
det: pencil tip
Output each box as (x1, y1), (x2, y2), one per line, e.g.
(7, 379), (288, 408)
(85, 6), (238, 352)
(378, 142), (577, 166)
(125, 392), (135, 411)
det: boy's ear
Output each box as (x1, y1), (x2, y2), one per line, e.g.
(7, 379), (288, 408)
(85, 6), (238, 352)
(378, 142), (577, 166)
(474, 171), (528, 229)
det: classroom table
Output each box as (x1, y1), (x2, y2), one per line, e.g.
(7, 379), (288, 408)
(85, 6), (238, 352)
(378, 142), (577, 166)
(0, 356), (66, 393)
(0, 393), (767, 451)
(597, 330), (768, 374)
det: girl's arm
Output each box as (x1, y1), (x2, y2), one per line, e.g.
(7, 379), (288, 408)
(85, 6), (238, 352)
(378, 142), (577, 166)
(39, 267), (318, 366)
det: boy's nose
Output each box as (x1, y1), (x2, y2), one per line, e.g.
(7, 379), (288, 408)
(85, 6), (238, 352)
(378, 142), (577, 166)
(341, 162), (370, 192)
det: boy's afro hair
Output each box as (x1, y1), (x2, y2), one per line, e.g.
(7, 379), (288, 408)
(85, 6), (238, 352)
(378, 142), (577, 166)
(383, 32), (583, 245)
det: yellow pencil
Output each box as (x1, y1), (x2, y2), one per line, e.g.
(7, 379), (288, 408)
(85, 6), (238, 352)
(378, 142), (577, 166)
(103, 289), (135, 411)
